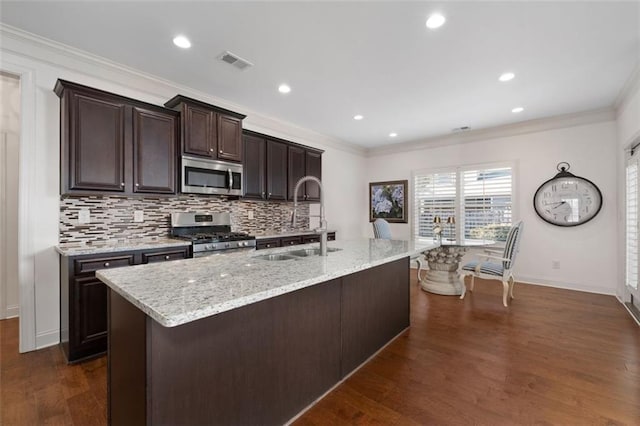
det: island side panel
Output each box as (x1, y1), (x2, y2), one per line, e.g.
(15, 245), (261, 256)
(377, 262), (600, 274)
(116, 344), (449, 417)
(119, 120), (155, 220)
(108, 290), (147, 426)
(341, 257), (410, 376)
(147, 278), (342, 426)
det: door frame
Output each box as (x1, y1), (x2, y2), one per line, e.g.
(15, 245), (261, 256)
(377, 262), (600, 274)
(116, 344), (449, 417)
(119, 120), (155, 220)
(0, 61), (37, 352)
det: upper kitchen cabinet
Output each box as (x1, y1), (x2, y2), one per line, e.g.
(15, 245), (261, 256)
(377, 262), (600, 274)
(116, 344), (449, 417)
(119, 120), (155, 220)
(242, 131), (287, 201)
(55, 80), (179, 195)
(164, 95), (246, 163)
(288, 145), (323, 202)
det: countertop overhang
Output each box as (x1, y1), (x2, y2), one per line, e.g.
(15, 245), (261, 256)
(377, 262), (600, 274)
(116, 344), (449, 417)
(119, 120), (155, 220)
(96, 238), (437, 328)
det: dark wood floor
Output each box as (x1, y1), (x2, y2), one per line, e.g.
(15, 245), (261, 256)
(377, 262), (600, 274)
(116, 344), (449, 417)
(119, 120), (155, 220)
(1, 277), (639, 425)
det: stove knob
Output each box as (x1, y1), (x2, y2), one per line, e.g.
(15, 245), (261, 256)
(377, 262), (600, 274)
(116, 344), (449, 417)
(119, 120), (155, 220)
(225, 242), (231, 248)
(207, 244), (214, 250)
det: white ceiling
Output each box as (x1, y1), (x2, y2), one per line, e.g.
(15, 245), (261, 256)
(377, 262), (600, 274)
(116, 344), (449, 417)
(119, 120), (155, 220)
(1, 1), (638, 148)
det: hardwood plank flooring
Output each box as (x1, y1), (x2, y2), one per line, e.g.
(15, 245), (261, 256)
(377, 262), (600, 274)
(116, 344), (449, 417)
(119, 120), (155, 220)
(1, 277), (638, 425)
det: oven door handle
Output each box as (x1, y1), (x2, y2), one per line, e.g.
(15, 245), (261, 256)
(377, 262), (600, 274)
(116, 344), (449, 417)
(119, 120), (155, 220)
(228, 169), (233, 192)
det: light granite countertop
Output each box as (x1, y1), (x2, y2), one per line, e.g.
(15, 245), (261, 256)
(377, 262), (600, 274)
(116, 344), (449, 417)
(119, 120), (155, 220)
(56, 237), (191, 257)
(96, 238), (437, 328)
(253, 229), (337, 239)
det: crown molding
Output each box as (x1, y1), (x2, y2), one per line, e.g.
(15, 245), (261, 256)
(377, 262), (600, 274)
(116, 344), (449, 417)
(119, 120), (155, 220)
(0, 24), (365, 156)
(365, 107), (616, 157)
(614, 64), (640, 113)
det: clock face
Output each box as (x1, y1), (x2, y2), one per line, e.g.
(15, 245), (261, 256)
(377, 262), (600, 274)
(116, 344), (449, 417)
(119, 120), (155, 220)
(533, 176), (602, 226)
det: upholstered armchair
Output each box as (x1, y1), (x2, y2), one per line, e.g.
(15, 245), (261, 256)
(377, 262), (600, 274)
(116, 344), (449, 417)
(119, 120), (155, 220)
(459, 221), (524, 307)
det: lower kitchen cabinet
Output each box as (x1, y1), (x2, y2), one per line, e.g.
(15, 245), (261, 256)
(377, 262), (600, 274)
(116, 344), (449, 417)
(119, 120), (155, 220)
(255, 232), (336, 250)
(60, 245), (190, 363)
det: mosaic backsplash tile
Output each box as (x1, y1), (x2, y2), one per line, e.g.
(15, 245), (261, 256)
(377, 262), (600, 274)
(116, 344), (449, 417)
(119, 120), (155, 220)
(60, 195), (310, 246)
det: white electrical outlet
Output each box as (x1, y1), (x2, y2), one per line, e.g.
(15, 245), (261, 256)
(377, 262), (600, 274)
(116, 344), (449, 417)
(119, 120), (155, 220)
(78, 209), (91, 224)
(552, 260), (560, 269)
(248, 210), (254, 220)
(134, 210), (144, 223)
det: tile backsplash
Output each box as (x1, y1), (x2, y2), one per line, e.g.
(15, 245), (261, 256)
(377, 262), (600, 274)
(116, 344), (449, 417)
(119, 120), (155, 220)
(59, 195), (310, 246)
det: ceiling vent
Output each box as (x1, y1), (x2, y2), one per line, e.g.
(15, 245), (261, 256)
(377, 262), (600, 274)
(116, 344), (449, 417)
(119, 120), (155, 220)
(218, 51), (253, 71)
(452, 126), (471, 133)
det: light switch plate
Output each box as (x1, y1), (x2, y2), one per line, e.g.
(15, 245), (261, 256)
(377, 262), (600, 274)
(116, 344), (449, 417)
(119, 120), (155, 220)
(134, 210), (144, 223)
(78, 209), (90, 224)
(248, 210), (254, 220)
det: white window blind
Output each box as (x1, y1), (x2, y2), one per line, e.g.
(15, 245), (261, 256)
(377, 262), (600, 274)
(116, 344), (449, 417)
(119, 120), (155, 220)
(413, 171), (457, 239)
(626, 155), (638, 290)
(413, 164), (513, 242)
(462, 167), (513, 242)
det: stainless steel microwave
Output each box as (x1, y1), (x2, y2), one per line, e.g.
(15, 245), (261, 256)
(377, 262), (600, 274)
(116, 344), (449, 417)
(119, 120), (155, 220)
(181, 155), (243, 196)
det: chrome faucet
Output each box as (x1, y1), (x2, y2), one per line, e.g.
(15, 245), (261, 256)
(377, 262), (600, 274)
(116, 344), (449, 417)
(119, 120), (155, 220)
(291, 176), (328, 256)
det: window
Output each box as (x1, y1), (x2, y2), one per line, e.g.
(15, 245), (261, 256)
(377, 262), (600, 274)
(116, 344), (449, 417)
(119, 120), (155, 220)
(413, 164), (514, 242)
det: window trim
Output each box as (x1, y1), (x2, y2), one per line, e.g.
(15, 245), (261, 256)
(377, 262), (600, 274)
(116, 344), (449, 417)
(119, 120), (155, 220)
(411, 161), (517, 245)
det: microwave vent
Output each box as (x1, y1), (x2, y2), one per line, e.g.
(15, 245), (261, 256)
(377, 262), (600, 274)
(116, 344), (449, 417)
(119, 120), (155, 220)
(218, 51), (253, 70)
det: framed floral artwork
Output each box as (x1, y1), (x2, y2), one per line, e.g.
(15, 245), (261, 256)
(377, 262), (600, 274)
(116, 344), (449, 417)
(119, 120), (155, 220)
(369, 180), (408, 223)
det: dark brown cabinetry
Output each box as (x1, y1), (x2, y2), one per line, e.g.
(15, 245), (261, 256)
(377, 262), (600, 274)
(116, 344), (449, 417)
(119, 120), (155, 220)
(288, 145), (323, 201)
(55, 80), (179, 195)
(164, 95), (245, 163)
(244, 130), (323, 202)
(255, 232), (336, 250)
(60, 245), (190, 363)
(243, 132), (288, 201)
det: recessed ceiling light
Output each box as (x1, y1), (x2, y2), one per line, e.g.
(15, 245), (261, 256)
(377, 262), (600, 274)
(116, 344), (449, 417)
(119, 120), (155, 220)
(389, 132), (398, 138)
(173, 35), (191, 49)
(278, 84), (291, 94)
(426, 13), (446, 29)
(499, 72), (515, 82)
(512, 107), (524, 113)
(353, 114), (364, 120)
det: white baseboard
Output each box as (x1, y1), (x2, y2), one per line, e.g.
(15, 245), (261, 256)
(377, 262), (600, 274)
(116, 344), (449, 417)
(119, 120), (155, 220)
(35, 328), (59, 349)
(4, 304), (19, 318)
(511, 275), (616, 296)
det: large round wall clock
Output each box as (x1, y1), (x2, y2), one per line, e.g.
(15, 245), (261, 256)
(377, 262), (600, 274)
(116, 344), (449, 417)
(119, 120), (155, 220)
(533, 162), (603, 227)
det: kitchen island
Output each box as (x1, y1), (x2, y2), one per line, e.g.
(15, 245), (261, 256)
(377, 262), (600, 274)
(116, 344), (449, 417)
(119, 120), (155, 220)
(97, 238), (436, 425)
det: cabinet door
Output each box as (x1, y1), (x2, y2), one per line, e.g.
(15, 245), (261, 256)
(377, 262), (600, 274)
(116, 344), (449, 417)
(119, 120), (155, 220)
(73, 276), (108, 356)
(69, 92), (126, 191)
(288, 146), (306, 201)
(133, 107), (177, 194)
(305, 150), (322, 202)
(217, 114), (243, 162)
(243, 134), (266, 199)
(183, 104), (215, 158)
(266, 140), (287, 201)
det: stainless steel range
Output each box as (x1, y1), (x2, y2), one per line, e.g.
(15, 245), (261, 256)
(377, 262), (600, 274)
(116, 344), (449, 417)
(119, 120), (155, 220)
(171, 212), (256, 257)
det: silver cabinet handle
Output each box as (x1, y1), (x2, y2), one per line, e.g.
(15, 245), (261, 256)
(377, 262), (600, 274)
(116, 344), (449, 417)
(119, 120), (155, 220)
(165, 255), (170, 260)
(104, 262), (110, 267)
(135, 183), (139, 187)
(268, 192), (272, 197)
(120, 182), (125, 187)
(209, 148), (214, 152)
(228, 169), (233, 191)
(219, 150), (223, 153)
(261, 192), (265, 198)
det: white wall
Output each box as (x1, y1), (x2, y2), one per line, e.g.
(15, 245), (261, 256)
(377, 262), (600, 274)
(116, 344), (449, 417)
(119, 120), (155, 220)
(0, 26), (366, 350)
(0, 73), (20, 318)
(366, 119), (619, 295)
(616, 69), (640, 301)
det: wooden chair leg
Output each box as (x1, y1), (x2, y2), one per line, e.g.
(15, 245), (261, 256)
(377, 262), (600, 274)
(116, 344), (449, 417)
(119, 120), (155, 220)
(459, 274), (467, 300)
(502, 281), (509, 307)
(508, 275), (515, 299)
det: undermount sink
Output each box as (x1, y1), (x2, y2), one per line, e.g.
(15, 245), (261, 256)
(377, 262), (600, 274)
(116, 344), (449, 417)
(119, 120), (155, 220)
(287, 247), (342, 257)
(253, 254), (299, 261)
(254, 247), (342, 261)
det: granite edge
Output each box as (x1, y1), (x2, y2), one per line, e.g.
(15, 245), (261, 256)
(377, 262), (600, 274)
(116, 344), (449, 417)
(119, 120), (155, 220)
(56, 239), (192, 256)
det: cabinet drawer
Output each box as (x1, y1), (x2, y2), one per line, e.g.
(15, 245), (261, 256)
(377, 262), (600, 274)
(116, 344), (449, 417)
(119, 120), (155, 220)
(282, 236), (303, 246)
(142, 248), (189, 264)
(74, 254), (135, 275)
(303, 235), (320, 244)
(256, 239), (282, 250)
